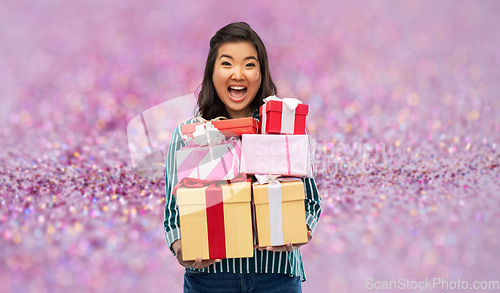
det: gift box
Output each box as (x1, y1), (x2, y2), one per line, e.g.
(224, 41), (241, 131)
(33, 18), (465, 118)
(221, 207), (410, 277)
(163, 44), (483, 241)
(177, 122), (242, 182)
(252, 175), (308, 247)
(174, 175), (254, 260)
(176, 139), (241, 182)
(181, 117), (259, 140)
(240, 134), (313, 177)
(259, 96), (308, 135)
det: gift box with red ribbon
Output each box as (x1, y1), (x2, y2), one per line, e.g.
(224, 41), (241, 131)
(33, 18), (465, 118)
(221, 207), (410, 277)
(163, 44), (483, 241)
(181, 117), (259, 140)
(259, 96), (308, 135)
(173, 174), (254, 261)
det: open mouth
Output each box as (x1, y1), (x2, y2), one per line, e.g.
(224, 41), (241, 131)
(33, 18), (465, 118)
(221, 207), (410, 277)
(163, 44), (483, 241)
(228, 86), (247, 102)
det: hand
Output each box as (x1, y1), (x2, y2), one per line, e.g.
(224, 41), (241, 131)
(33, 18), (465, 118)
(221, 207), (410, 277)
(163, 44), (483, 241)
(172, 239), (221, 269)
(254, 230), (312, 252)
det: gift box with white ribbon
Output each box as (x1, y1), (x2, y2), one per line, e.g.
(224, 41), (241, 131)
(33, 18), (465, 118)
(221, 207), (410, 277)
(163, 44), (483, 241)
(259, 96), (308, 135)
(176, 123), (241, 182)
(252, 175), (308, 247)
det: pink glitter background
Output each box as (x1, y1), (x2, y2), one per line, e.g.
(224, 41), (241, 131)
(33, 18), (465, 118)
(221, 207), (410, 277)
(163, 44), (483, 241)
(1, 0), (500, 292)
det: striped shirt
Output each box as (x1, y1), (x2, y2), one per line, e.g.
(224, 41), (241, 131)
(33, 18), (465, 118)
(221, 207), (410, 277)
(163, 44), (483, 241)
(164, 112), (321, 281)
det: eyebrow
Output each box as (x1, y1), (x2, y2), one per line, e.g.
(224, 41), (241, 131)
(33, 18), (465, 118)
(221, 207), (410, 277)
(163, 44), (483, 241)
(219, 54), (257, 61)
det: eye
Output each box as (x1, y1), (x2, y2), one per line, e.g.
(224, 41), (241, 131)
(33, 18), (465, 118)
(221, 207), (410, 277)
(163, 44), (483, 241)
(222, 61), (231, 66)
(246, 63), (256, 67)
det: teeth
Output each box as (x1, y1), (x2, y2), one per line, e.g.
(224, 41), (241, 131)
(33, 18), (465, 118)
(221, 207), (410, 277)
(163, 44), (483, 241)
(229, 86), (246, 90)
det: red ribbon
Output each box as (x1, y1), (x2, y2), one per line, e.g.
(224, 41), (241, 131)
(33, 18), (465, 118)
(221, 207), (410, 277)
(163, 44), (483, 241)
(172, 173), (248, 259)
(205, 184), (225, 259)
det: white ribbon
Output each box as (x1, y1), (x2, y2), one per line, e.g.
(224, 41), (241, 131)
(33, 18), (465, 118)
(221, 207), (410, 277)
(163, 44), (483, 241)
(193, 116), (228, 123)
(267, 182), (283, 246)
(253, 174), (302, 246)
(261, 96), (302, 134)
(254, 174), (281, 185)
(182, 122), (225, 147)
(253, 174), (302, 186)
(263, 96), (302, 110)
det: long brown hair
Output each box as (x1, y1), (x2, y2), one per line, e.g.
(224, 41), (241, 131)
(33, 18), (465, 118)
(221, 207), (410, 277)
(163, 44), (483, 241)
(197, 22), (277, 119)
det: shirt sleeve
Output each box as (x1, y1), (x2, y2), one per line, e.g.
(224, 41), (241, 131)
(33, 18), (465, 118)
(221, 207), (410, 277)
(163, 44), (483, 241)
(164, 124), (187, 255)
(302, 129), (321, 236)
(302, 177), (321, 236)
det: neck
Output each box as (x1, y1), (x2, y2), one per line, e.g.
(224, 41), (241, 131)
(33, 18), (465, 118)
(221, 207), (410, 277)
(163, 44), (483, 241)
(227, 108), (253, 119)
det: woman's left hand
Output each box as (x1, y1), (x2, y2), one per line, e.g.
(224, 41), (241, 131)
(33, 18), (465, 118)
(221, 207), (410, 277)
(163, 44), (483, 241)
(254, 230), (312, 252)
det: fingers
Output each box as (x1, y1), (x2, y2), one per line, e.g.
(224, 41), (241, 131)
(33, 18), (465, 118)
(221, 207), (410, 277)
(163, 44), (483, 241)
(205, 259), (221, 267)
(263, 242), (303, 252)
(180, 260), (195, 269)
(266, 246), (287, 252)
(192, 257), (203, 269)
(256, 231), (313, 252)
(176, 247), (196, 269)
(258, 245), (288, 252)
(192, 257), (221, 269)
(176, 248), (221, 269)
(176, 246), (183, 261)
(293, 243), (305, 249)
(265, 243), (294, 252)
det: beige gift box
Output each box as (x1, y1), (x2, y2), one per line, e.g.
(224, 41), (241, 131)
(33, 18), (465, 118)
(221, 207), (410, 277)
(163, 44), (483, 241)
(252, 178), (308, 247)
(176, 180), (254, 261)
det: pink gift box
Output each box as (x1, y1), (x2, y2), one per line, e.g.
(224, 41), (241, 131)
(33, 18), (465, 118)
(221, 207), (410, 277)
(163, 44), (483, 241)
(240, 134), (313, 177)
(176, 140), (241, 182)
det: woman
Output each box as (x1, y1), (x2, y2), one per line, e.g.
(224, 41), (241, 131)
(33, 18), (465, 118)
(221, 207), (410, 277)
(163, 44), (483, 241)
(164, 22), (321, 293)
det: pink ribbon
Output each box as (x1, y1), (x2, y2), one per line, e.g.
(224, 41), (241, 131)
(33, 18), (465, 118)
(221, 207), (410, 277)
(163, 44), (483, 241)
(285, 135), (291, 175)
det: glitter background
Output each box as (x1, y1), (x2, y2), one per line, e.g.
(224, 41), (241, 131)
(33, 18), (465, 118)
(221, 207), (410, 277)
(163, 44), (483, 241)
(1, 0), (500, 292)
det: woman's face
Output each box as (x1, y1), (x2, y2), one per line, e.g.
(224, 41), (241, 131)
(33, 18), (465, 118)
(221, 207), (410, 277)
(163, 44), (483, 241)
(212, 42), (261, 119)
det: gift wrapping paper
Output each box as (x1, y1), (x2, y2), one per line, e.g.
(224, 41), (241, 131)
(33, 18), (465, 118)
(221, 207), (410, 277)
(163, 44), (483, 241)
(241, 134), (313, 177)
(260, 98), (308, 135)
(181, 117), (259, 139)
(252, 177), (309, 247)
(176, 181), (253, 261)
(176, 140), (241, 182)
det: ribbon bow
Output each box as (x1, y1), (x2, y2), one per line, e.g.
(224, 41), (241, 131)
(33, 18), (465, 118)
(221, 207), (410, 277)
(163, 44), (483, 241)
(182, 122), (225, 146)
(253, 174), (302, 186)
(254, 174), (281, 185)
(194, 116), (228, 123)
(172, 172), (248, 196)
(263, 95), (302, 110)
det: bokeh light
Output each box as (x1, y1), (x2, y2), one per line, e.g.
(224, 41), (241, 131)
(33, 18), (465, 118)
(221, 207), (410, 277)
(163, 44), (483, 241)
(1, 0), (499, 292)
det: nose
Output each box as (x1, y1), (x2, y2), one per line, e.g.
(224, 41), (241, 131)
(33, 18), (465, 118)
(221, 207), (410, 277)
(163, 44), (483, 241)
(231, 66), (244, 80)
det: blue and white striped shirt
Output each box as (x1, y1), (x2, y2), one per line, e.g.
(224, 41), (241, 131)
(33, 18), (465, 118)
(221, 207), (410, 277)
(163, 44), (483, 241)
(164, 112), (321, 281)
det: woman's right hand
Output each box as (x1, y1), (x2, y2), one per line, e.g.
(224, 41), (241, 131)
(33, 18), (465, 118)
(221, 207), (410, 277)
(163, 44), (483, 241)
(172, 239), (221, 269)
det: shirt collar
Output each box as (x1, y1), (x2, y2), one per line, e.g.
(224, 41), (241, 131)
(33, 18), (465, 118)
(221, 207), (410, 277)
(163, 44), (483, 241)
(252, 109), (260, 122)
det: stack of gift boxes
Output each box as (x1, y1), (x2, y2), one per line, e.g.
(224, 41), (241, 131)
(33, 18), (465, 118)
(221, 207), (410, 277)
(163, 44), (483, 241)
(173, 96), (313, 261)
